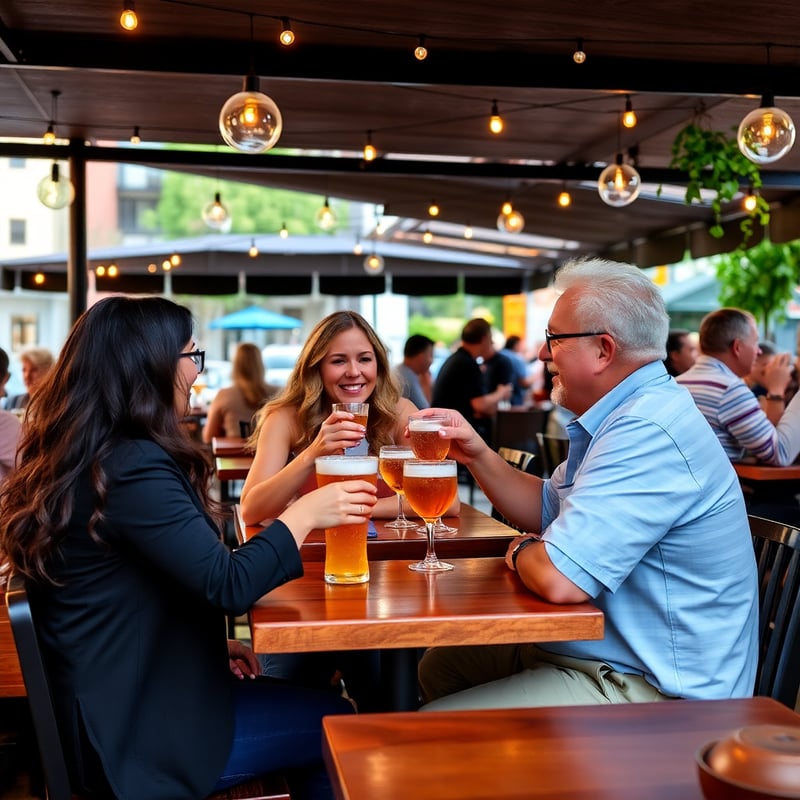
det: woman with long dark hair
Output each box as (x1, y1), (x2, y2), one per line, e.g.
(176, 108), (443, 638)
(0, 296), (373, 800)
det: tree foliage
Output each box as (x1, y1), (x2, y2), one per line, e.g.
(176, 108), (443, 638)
(713, 239), (800, 337)
(144, 171), (345, 238)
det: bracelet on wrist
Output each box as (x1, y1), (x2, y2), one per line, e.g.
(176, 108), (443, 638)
(766, 393), (784, 402)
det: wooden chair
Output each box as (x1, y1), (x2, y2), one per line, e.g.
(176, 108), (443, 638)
(535, 433), (569, 479)
(491, 448), (538, 531)
(748, 514), (800, 708)
(5, 573), (290, 800)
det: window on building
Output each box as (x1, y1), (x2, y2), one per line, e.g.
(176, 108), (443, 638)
(11, 316), (37, 351)
(9, 219), (26, 245)
(118, 196), (160, 235)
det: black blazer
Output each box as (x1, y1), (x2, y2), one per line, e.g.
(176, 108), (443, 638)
(30, 439), (303, 799)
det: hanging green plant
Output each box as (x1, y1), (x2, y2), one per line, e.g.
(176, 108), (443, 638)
(663, 112), (770, 246)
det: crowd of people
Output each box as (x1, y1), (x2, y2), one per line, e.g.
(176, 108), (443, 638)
(0, 258), (794, 798)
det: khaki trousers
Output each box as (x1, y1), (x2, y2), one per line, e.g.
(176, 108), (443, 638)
(419, 644), (677, 711)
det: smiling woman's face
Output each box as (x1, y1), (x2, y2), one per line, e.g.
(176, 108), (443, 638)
(320, 327), (377, 405)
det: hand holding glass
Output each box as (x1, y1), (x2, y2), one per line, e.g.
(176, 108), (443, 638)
(408, 413), (456, 533)
(315, 455), (378, 584)
(379, 445), (418, 529)
(403, 459), (458, 572)
(333, 403), (369, 453)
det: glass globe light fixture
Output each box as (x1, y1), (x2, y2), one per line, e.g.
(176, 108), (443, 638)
(315, 197), (337, 231)
(201, 191), (232, 231)
(363, 253), (385, 275)
(37, 162), (75, 209)
(597, 154), (641, 207)
(737, 94), (796, 164)
(219, 75), (283, 154)
(497, 209), (525, 234)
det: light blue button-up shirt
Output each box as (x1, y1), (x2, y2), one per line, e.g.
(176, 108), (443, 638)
(539, 361), (758, 699)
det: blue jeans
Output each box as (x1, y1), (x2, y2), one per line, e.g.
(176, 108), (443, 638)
(213, 676), (355, 800)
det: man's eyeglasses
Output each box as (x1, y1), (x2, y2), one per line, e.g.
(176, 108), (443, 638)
(544, 330), (607, 353)
(178, 349), (205, 373)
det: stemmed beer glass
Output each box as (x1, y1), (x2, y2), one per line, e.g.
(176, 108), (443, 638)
(403, 459), (458, 572)
(378, 445), (418, 529)
(408, 413), (456, 533)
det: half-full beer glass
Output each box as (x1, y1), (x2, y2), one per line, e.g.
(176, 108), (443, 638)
(403, 459), (458, 573)
(315, 455), (378, 584)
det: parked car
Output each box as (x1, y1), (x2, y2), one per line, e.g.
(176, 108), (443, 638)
(262, 344), (303, 387)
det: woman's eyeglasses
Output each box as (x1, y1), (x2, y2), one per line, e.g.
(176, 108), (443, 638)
(178, 349), (205, 372)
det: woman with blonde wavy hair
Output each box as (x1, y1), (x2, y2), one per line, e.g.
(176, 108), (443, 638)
(241, 309), (458, 524)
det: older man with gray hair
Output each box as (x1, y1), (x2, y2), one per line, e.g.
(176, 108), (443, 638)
(417, 258), (757, 710)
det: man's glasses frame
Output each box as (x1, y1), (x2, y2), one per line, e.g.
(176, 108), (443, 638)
(179, 349), (205, 372)
(544, 330), (607, 353)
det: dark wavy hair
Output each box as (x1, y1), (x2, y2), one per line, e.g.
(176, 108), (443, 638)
(0, 295), (218, 582)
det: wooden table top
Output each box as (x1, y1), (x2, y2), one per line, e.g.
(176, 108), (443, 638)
(211, 436), (250, 457)
(322, 696), (800, 800)
(234, 503), (518, 560)
(734, 462), (800, 481)
(249, 556), (603, 654)
(215, 455), (254, 481)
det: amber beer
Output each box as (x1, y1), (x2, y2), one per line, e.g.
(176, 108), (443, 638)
(378, 447), (415, 494)
(332, 403), (369, 430)
(402, 459), (458, 523)
(408, 414), (451, 461)
(315, 455), (378, 584)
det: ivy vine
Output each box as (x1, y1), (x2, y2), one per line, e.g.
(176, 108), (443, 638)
(664, 118), (770, 247)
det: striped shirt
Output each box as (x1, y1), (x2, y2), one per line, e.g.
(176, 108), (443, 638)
(676, 354), (800, 464)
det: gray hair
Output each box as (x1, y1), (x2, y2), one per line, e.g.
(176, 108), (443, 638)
(553, 257), (668, 362)
(698, 308), (756, 354)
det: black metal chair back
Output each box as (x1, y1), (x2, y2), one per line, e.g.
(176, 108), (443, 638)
(749, 514), (800, 707)
(5, 572), (73, 800)
(491, 448), (538, 531)
(535, 433), (569, 479)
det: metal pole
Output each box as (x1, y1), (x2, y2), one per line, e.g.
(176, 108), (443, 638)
(67, 140), (88, 323)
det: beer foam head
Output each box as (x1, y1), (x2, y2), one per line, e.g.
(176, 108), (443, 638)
(315, 455), (378, 475)
(408, 415), (449, 431)
(403, 459), (457, 478)
(380, 446), (415, 459)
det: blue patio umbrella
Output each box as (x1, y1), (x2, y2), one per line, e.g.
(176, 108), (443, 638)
(209, 305), (302, 330)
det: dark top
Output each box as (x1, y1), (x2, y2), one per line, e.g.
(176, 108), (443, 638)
(6, 393), (29, 410)
(484, 351), (515, 396)
(432, 347), (491, 439)
(500, 348), (530, 406)
(31, 438), (303, 800)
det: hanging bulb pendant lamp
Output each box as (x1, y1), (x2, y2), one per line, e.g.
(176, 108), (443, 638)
(219, 74), (283, 153)
(737, 91), (796, 164)
(316, 197), (337, 231)
(202, 191), (232, 231)
(597, 154), (641, 207)
(37, 161), (75, 209)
